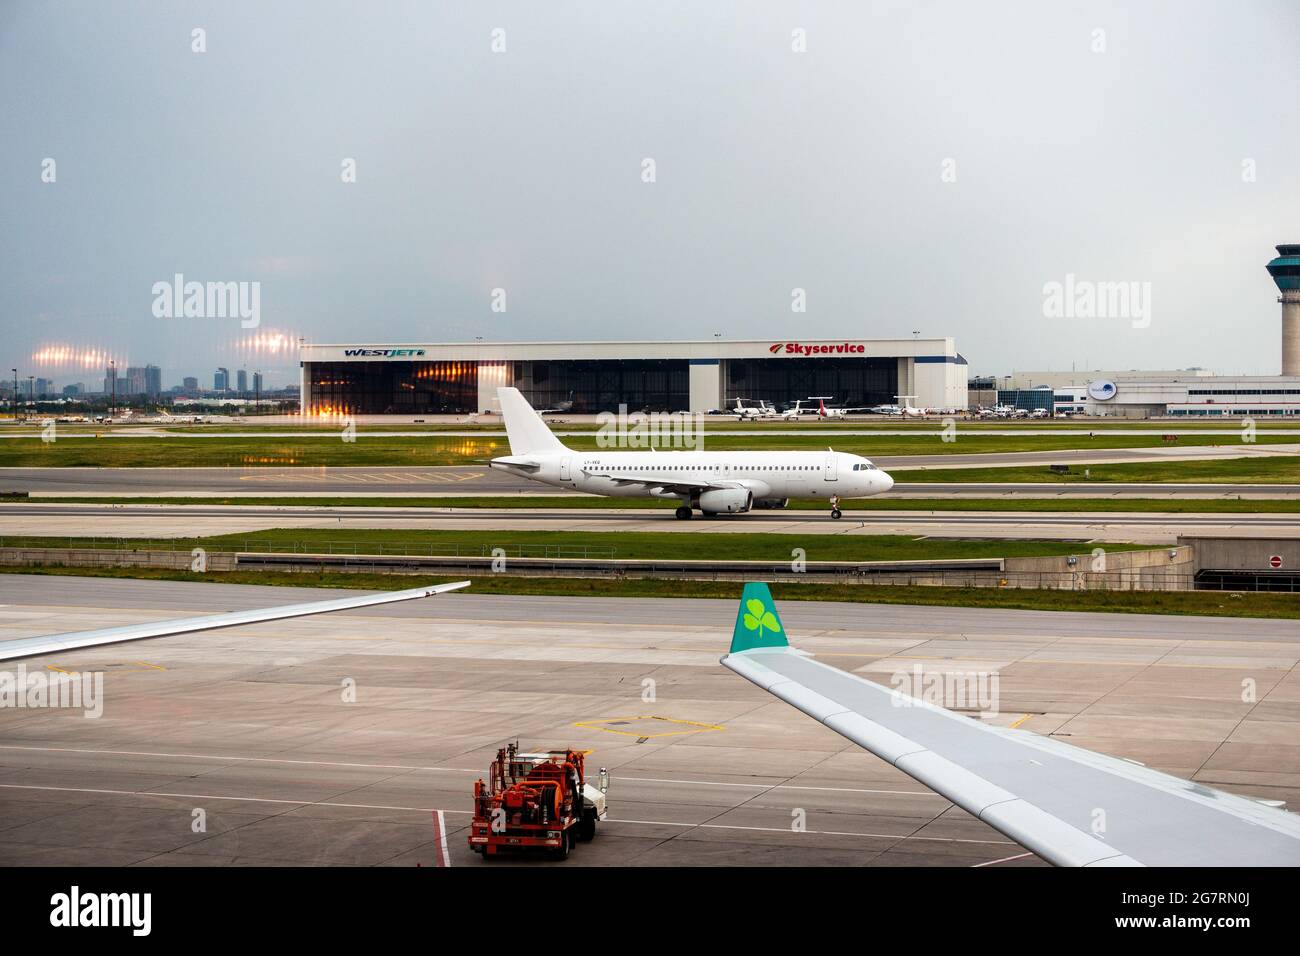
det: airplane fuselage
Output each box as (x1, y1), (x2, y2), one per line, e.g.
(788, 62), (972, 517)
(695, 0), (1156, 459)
(493, 449), (892, 505)
(491, 387), (893, 517)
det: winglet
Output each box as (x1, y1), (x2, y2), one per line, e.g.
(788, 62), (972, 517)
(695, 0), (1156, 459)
(729, 583), (789, 654)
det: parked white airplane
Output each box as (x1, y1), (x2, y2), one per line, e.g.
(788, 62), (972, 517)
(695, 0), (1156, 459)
(894, 394), (930, 417)
(490, 387), (893, 519)
(730, 397), (776, 421)
(813, 397), (849, 419)
(813, 397), (881, 419)
(778, 399), (814, 420)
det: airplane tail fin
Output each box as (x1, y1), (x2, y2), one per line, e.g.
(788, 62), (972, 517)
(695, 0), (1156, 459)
(497, 387), (567, 455)
(729, 583), (789, 654)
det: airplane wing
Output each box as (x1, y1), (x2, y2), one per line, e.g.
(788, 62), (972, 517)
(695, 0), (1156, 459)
(582, 470), (727, 493)
(720, 583), (1300, 867)
(0, 581), (470, 662)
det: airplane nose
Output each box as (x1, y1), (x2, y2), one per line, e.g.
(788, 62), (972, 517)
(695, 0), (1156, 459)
(878, 470), (894, 493)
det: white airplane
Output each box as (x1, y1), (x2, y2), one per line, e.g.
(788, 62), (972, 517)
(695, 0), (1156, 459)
(723, 583), (1300, 866)
(895, 394), (930, 417)
(867, 396), (928, 417)
(730, 397), (776, 421)
(812, 397), (884, 419)
(145, 410), (205, 424)
(813, 397), (849, 419)
(490, 387), (893, 519)
(778, 399), (815, 420)
(536, 390), (576, 415)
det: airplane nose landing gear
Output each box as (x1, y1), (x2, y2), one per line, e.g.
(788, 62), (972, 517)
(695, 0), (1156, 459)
(829, 495), (842, 520)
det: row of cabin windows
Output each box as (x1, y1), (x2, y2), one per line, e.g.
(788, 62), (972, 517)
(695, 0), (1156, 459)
(594, 464), (820, 471)
(587, 463), (876, 472)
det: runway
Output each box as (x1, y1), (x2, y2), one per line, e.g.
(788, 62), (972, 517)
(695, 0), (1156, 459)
(2, 502), (1299, 544)
(4, 466), (1300, 498)
(1, 576), (1295, 867)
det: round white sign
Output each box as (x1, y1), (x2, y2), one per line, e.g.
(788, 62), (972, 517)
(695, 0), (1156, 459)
(1087, 380), (1117, 401)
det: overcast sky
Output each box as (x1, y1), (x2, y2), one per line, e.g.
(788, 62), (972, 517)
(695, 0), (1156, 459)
(3, 1), (1299, 388)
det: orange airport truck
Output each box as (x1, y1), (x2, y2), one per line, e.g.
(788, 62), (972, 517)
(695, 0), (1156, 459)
(469, 742), (609, 860)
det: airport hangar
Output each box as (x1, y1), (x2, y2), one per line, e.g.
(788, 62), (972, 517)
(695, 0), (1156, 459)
(299, 337), (969, 416)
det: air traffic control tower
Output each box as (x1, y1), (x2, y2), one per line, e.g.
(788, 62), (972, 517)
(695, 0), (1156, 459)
(1267, 243), (1300, 375)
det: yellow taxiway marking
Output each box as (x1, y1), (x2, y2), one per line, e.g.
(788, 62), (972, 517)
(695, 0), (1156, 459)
(1008, 713), (1034, 729)
(46, 661), (165, 674)
(573, 715), (725, 738)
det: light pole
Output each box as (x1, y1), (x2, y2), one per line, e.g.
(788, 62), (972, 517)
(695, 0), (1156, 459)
(109, 360), (116, 419)
(11, 369), (17, 423)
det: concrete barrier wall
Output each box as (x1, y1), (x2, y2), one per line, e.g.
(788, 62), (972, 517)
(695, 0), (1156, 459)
(0, 545), (1197, 591)
(1181, 537), (1300, 573)
(1003, 544), (1196, 591)
(0, 548), (238, 572)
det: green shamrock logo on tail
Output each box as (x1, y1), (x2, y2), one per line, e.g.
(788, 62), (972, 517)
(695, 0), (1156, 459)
(743, 598), (781, 639)
(730, 583), (789, 654)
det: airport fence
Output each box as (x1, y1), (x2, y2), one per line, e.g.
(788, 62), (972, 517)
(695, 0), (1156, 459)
(0, 536), (616, 560)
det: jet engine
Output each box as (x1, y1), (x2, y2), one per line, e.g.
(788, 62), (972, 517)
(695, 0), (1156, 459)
(697, 488), (753, 514)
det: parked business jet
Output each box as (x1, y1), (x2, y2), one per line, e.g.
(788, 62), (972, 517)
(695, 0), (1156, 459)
(814, 397), (891, 419)
(813, 397), (879, 419)
(730, 397), (776, 421)
(490, 387), (893, 519)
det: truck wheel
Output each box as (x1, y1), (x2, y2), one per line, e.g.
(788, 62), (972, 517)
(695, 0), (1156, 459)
(578, 809), (597, 842)
(553, 831), (571, 861)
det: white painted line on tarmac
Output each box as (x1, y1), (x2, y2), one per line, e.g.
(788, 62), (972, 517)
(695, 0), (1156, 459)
(431, 810), (451, 867)
(0, 744), (941, 798)
(0, 783), (1010, 846)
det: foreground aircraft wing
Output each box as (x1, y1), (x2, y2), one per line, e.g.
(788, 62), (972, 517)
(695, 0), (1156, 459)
(0, 581), (470, 662)
(721, 583), (1300, 867)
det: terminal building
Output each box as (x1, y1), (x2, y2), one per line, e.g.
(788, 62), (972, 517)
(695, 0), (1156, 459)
(299, 337), (969, 416)
(980, 370), (1300, 418)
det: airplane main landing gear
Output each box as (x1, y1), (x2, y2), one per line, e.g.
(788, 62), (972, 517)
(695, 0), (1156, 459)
(674, 506), (693, 520)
